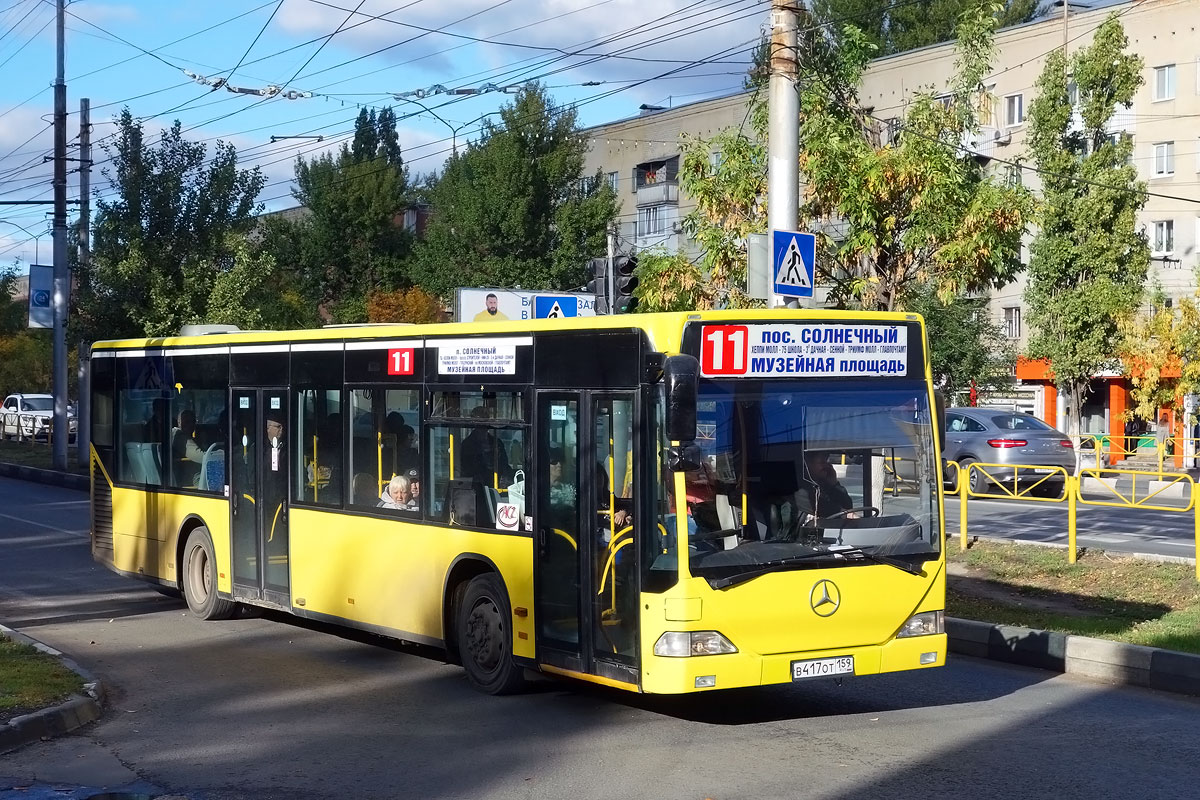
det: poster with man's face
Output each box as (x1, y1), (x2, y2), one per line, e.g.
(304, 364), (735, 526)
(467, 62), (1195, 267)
(455, 288), (596, 322)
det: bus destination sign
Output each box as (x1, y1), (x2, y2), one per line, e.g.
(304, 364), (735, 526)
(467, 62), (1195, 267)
(700, 323), (908, 378)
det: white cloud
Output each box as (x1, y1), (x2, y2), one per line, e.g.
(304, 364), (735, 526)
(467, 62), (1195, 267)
(272, 0), (760, 112)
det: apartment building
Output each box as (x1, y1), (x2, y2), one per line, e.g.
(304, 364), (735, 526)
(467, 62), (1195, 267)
(582, 0), (1200, 437)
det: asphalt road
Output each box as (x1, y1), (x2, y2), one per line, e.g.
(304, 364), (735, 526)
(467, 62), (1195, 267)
(943, 491), (1198, 561)
(3, 477), (1200, 800)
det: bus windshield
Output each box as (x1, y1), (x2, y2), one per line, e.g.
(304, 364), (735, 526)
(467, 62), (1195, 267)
(677, 378), (941, 582)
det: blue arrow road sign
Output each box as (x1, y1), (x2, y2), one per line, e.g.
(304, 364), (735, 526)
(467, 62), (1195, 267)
(533, 295), (579, 319)
(772, 229), (815, 298)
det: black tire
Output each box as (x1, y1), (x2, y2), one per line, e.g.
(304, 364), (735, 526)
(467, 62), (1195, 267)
(456, 573), (526, 695)
(960, 458), (985, 494)
(182, 527), (236, 620)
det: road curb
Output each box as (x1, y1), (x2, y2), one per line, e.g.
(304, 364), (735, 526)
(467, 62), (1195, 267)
(0, 461), (87, 491)
(0, 623), (105, 754)
(948, 617), (1200, 697)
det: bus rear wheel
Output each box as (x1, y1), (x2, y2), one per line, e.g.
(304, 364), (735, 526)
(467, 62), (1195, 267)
(457, 573), (526, 695)
(183, 527), (235, 621)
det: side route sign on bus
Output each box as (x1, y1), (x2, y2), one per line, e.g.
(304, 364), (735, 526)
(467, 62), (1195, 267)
(700, 323), (908, 378)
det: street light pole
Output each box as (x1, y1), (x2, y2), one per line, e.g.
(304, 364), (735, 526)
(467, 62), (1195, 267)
(0, 220), (44, 263)
(393, 96), (495, 156)
(52, 0), (68, 471)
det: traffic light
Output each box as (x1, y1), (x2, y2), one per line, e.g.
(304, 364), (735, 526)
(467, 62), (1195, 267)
(587, 257), (609, 314)
(612, 254), (638, 314)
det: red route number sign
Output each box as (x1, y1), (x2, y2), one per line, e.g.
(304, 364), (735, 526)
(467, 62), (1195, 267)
(700, 325), (749, 375)
(387, 348), (415, 376)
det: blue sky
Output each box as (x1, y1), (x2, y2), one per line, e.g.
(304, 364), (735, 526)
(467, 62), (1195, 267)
(0, 0), (764, 267)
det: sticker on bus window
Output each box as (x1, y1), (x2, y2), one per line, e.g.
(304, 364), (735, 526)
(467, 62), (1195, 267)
(388, 348), (415, 376)
(271, 397), (281, 409)
(496, 503), (520, 531)
(239, 397), (250, 408)
(700, 324), (908, 378)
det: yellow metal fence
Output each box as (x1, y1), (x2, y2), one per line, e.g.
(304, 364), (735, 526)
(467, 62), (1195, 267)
(948, 460), (1200, 581)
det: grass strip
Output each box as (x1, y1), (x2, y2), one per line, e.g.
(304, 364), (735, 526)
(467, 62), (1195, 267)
(0, 439), (85, 473)
(0, 634), (84, 721)
(948, 540), (1200, 655)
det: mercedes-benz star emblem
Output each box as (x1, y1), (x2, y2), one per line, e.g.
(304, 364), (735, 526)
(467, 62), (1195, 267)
(810, 579), (841, 617)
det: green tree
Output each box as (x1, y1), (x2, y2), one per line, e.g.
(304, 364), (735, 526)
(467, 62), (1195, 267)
(0, 266), (24, 333)
(811, 0), (1040, 56)
(76, 110), (266, 340)
(799, 6), (1033, 311)
(1024, 14), (1148, 439)
(411, 84), (617, 299)
(908, 287), (1015, 400)
(263, 107), (414, 323)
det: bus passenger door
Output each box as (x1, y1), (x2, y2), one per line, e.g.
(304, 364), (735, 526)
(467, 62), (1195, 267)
(590, 394), (638, 673)
(534, 394), (583, 670)
(229, 387), (291, 607)
(535, 391), (638, 684)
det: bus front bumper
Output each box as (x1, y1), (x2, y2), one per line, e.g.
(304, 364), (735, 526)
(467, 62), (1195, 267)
(639, 633), (947, 694)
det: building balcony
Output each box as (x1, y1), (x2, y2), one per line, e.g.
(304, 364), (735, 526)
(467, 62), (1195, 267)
(636, 181), (678, 207)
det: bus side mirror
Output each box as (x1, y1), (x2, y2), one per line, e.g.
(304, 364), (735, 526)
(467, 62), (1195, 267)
(664, 354), (699, 443)
(934, 389), (946, 452)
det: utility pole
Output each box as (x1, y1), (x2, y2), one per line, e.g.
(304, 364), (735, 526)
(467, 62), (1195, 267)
(51, 0), (68, 471)
(768, 0), (802, 308)
(77, 98), (91, 467)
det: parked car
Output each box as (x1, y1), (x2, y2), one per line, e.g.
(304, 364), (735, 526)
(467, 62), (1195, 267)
(1, 393), (77, 441)
(943, 407), (1075, 496)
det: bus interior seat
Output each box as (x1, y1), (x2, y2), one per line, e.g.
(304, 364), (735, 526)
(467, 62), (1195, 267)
(123, 442), (146, 483)
(139, 443), (162, 484)
(199, 444), (225, 491)
(714, 494), (738, 549)
(447, 479), (492, 527)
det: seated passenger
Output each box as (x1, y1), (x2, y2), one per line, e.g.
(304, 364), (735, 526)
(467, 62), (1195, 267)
(170, 409), (205, 486)
(352, 472), (377, 507)
(378, 474), (416, 510)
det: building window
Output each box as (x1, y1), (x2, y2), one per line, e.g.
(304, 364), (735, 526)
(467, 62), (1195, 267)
(1153, 64), (1176, 101)
(1152, 220), (1175, 255)
(1154, 142), (1175, 176)
(709, 151), (723, 173)
(607, 171), (618, 192)
(1004, 93), (1024, 127)
(1003, 307), (1021, 340)
(638, 205), (663, 237)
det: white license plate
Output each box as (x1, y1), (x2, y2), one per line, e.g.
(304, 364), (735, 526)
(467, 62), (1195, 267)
(791, 656), (854, 680)
(1032, 468), (1055, 474)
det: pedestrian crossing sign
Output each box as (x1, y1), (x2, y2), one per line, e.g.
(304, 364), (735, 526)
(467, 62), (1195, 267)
(533, 295), (579, 318)
(772, 229), (815, 298)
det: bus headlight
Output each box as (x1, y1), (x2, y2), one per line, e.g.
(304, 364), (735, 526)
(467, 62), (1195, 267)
(897, 611), (944, 638)
(653, 631), (737, 657)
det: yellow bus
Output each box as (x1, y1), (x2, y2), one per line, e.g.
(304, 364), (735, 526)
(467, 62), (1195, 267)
(89, 310), (946, 695)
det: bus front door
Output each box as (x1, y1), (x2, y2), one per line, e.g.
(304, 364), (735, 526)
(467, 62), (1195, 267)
(229, 388), (291, 608)
(535, 391), (638, 686)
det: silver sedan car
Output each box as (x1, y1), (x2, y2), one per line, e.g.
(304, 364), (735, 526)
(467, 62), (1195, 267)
(943, 407), (1076, 495)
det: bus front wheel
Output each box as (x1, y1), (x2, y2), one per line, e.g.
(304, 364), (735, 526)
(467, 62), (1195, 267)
(183, 527), (235, 621)
(457, 573), (526, 695)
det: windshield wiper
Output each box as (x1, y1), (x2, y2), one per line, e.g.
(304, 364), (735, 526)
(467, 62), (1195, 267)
(708, 547), (925, 589)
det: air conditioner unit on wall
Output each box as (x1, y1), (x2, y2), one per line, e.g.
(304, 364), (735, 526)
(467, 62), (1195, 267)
(671, 221), (682, 234)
